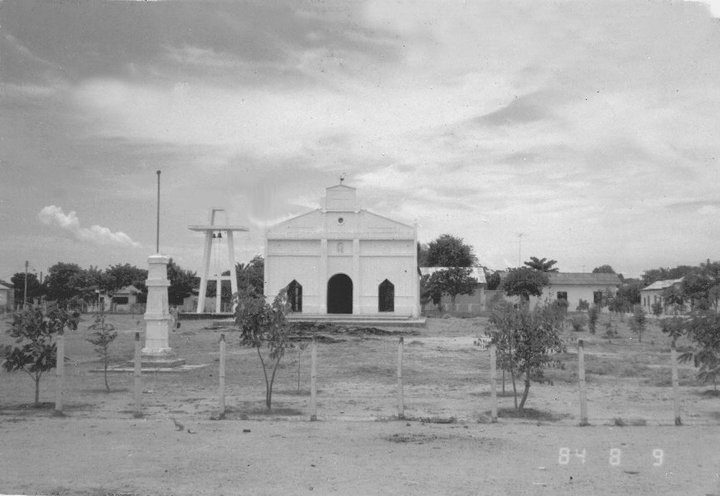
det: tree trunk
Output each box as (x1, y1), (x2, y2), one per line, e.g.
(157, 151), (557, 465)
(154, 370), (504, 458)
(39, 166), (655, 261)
(104, 357), (110, 393)
(501, 369), (506, 395)
(34, 375), (40, 406)
(518, 375), (531, 410)
(510, 368), (517, 409)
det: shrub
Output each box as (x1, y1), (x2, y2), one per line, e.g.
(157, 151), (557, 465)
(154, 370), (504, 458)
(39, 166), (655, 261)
(570, 314), (587, 332)
(576, 299), (590, 312)
(588, 305), (600, 334)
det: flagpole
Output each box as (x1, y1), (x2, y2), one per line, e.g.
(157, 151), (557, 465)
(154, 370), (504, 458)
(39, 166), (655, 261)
(156, 170), (161, 254)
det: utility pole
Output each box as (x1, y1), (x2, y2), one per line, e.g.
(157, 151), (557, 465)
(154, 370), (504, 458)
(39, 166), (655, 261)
(517, 233), (524, 267)
(23, 260), (29, 309)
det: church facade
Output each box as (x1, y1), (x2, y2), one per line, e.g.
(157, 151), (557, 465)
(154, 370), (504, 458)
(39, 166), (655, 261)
(264, 184), (420, 317)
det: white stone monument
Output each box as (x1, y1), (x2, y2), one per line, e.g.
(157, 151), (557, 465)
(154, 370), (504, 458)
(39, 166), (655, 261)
(141, 254), (184, 366)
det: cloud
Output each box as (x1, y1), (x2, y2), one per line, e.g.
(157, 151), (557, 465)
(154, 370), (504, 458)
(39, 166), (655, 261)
(38, 205), (140, 248)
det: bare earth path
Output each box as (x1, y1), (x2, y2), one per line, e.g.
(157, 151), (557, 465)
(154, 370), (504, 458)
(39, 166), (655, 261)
(0, 416), (717, 496)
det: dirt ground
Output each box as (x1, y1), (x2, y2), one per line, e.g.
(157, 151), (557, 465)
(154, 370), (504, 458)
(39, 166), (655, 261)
(1, 312), (718, 495)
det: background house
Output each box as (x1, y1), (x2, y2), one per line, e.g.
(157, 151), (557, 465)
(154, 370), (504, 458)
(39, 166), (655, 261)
(0, 280), (14, 312)
(640, 278), (684, 314)
(111, 285), (140, 312)
(419, 267), (487, 313)
(533, 272), (622, 310)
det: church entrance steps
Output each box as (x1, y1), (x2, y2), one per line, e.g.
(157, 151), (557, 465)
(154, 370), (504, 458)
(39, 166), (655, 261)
(286, 314), (426, 327)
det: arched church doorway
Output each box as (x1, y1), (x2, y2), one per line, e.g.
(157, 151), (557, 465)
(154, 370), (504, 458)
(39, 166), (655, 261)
(327, 273), (353, 314)
(378, 279), (394, 312)
(287, 280), (302, 312)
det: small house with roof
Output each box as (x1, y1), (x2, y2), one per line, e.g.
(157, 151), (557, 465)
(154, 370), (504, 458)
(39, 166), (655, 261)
(541, 272), (622, 309)
(640, 278), (684, 314)
(419, 267), (487, 313)
(0, 280), (14, 312)
(111, 285), (141, 312)
(264, 183), (420, 318)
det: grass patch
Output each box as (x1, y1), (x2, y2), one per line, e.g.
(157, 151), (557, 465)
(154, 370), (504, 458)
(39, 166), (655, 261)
(612, 417), (647, 426)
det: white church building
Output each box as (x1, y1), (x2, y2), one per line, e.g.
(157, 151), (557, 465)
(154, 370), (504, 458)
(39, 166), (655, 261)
(264, 183), (420, 318)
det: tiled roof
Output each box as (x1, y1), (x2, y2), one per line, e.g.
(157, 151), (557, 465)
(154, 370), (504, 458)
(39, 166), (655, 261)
(419, 267), (487, 284)
(642, 278), (683, 291)
(0, 279), (13, 289)
(547, 272), (622, 286)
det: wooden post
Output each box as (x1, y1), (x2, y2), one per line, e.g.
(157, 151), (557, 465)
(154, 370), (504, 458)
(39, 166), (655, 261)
(309, 337), (317, 421)
(133, 332), (143, 418)
(489, 344), (498, 423)
(219, 334), (226, 417)
(54, 332), (64, 414)
(671, 342), (682, 426)
(397, 336), (404, 419)
(578, 339), (588, 426)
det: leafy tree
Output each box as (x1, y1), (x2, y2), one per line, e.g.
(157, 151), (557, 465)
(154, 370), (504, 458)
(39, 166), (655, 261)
(236, 255), (265, 296)
(417, 242), (429, 267)
(10, 272), (43, 306)
(421, 267), (476, 310)
(662, 310), (720, 390)
(103, 263), (148, 302)
(486, 299), (565, 410)
(610, 280), (642, 314)
(501, 267), (549, 303)
(592, 265), (616, 274)
(167, 259), (199, 306)
(642, 265), (695, 286)
(425, 234), (477, 267)
(86, 307), (117, 392)
(523, 256), (559, 272)
(2, 305), (79, 405)
(235, 289), (293, 410)
(44, 262), (85, 303)
(588, 305), (600, 334)
(629, 304), (647, 342)
(485, 270), (501, 290)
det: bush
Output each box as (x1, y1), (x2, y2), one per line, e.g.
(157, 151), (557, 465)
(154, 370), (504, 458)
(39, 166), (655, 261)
(576, 299), (590, 312)
(570, 314), (587, 332)
(588, 305), (600, 334)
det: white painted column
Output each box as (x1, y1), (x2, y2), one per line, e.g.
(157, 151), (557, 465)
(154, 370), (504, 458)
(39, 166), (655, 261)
(143, 254), (172, 356)
(197, 232), (213, 313)
(352, 238), (360, 314)
(319, 238), (328, 313)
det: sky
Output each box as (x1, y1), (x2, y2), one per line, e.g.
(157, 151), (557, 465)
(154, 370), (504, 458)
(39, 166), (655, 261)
(1, 0), (719, 282)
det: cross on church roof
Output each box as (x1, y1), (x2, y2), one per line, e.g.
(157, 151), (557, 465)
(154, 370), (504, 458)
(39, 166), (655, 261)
(339, 173), (345, 184)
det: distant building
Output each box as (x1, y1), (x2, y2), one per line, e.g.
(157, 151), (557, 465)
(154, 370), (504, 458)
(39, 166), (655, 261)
(640, 278), (684, 314)
(493, 271), (622, 311)
(541, 272), (622, 310)
(419, 267), (487, 313)
(111, 285), (141, 312)
(0, 280), (14, 312)
(264, 183), (420, 317)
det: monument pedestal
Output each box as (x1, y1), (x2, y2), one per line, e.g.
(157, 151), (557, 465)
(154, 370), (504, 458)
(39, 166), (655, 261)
(140, 254), (185, 368)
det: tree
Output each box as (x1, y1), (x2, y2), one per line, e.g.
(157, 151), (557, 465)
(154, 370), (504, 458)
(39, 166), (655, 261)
(592, 265), (616, 274)
(629, 304), (647, 342)
(86, 307), (117, 392)
(421, 267), (476, 310)
(662, 310), (720, 390)
(10, 272), (43, 306)
(642, 265), (695, 286)
(523, 256), (559, 272)
(486, 299), (565, 410)
(501, 267), (549, 303)
(44, 262), (85, 303)
(167, 259), (199, 306)
(417, 242), (429, 267)
(103, 263), (148, 302)
(236, 255), (265, 296)
(485, 270), (501, 290)
(425, 234), (477, 267)
(2, 305), (79, 405)
(235, 289), (293, 410)
(610, 280), (642, 314)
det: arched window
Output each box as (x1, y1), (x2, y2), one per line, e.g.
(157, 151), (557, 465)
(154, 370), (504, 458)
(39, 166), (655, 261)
(379, 279), (395, 312)
(287, 280), (302, 312)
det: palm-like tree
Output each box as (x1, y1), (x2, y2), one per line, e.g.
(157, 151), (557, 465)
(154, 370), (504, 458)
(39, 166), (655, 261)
(524, 256), (559, 272)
